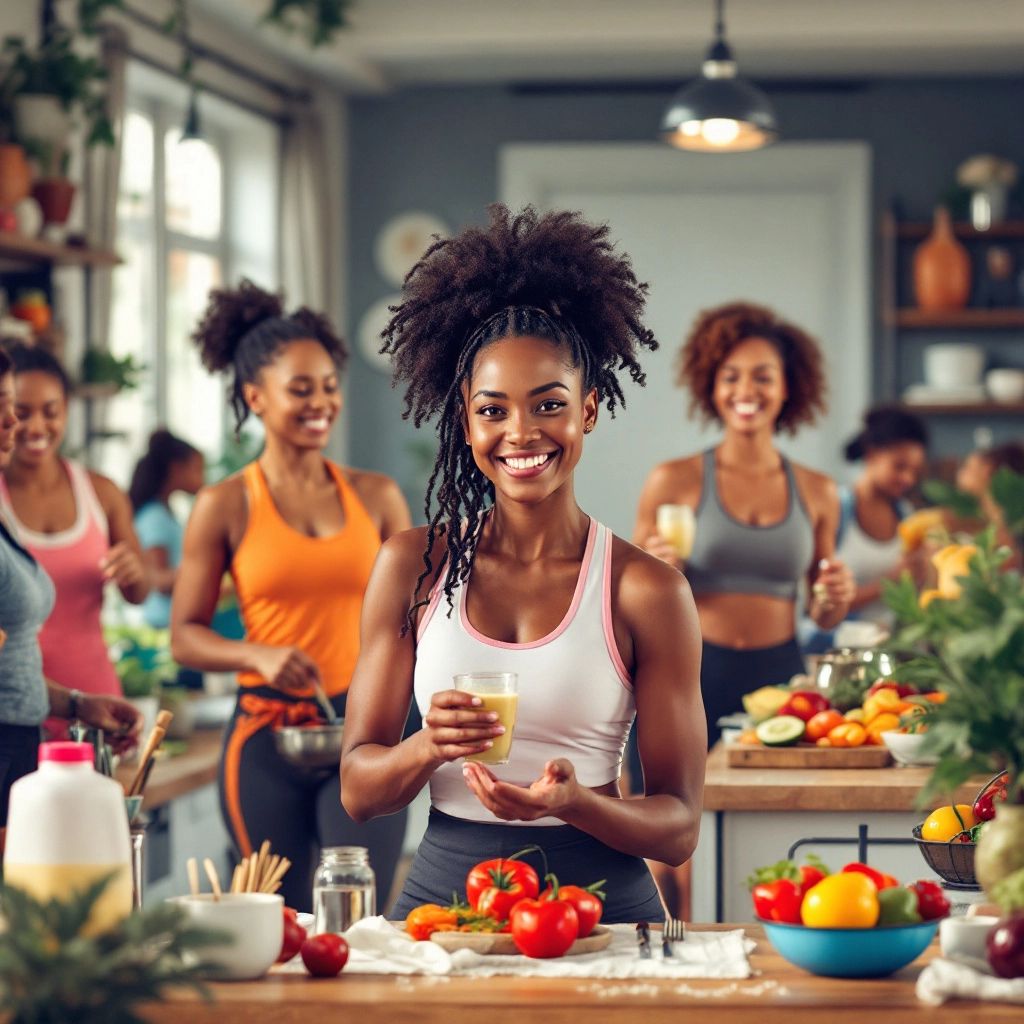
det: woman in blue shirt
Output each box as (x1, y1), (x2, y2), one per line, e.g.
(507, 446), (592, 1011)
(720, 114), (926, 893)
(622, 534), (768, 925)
(129, 431), (205, 629)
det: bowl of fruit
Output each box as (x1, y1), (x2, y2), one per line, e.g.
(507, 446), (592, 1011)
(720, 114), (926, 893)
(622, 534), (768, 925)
(751, 857), (948, 978)
(912, 772), (1008, 887)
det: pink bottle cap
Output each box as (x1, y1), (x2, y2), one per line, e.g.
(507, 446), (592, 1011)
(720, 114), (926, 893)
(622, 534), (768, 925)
(39, 741), (95, 764)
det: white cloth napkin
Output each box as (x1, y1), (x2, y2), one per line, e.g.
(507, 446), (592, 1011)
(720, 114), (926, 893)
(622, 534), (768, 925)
(917, 957), (1024, 1005)
(275, 917), (754, 979)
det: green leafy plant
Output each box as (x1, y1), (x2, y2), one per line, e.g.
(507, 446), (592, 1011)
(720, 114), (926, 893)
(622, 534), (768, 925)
(0, 874), (227, 1024)
(262, 0), (355, 47)
(105, 623), (177, 698)
(80, 349), (145, 392)
(883, 471), (1024, 807)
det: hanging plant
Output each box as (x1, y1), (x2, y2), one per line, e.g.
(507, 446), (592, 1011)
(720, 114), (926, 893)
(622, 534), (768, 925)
(262, 0), (355, 47)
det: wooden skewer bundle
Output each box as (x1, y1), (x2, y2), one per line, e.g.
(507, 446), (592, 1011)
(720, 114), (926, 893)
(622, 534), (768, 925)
(228, 839), (291, 894)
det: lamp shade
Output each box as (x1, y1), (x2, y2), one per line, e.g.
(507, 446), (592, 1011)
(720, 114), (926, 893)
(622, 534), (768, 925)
(661, 41), (778, 152)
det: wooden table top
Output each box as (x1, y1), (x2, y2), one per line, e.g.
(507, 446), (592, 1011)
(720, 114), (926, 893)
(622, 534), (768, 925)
(703, 744), (981, 813)
(141, 924), (1015, 1023)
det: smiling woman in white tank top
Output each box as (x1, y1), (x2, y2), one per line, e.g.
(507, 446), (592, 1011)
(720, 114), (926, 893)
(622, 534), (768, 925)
(340, 206), (705, 924)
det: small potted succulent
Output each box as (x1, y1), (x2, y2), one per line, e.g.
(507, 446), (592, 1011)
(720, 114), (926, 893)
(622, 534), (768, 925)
(956, 153), (1019, 230)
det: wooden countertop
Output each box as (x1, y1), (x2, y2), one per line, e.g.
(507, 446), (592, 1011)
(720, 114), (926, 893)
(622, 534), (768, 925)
(141, 924), (1016, 1023)
(702, 744), (981, 813)
(116, 728), (223, 810)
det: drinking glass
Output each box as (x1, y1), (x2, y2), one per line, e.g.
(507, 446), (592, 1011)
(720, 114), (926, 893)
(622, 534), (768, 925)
(656, 503), (696, 560)
(453, 672), (518, 766)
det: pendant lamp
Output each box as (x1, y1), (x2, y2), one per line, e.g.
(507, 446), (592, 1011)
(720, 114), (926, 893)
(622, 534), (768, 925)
(660, 0), (777, 153)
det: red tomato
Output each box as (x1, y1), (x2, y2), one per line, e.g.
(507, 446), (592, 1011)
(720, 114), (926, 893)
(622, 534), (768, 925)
(908, 879), (951, 921)
(277, 911), (307, 963)
(798, 864), (827, 895)
(842, 862), (898, 891)
(466, 856), (540, 913)
(477, 886), (527, 923)
(283, 907), (298, 922)
(509, 898), (579, 958)
(751, 879), (803, 923)
(538, 884), (604, 938)
(805, 710), (844, 742)
(778, 691), (831, 723)
(301, 933), (349, 977)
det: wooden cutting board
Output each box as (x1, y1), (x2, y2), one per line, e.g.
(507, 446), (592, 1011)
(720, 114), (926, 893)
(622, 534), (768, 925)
(430, 924), (612, 956)
(726, 744), (892, 768)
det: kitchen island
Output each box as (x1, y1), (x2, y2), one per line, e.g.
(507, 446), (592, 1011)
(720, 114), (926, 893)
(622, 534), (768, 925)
(693, 744), (981, 922)
(144, 925), (1010, 1023)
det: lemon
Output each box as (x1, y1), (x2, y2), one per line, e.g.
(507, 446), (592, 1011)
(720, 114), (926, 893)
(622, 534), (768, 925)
(800, 873), (879, 928)
(921, 804), (976, 843)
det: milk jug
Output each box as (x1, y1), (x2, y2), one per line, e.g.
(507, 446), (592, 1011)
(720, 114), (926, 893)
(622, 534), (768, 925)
(4, 741), (132, 934)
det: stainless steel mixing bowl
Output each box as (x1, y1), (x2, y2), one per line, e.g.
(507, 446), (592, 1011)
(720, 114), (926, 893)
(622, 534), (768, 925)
(273, 722), (344, 770)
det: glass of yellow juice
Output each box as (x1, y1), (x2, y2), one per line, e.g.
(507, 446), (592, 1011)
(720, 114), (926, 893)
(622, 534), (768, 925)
(656, 503), (696, 560)
(454, 672), (518, 766)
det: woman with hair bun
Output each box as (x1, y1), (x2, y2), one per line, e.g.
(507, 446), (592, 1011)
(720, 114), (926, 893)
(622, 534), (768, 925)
(0, 342), (149, 736)
(129, 430), (205, 629)
(801, 405), (929, 652)
(170, 280), (411, 912)
(341, 205), (705, 923)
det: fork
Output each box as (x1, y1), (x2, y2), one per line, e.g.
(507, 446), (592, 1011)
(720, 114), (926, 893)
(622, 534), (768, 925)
(662, 915), (685, 958)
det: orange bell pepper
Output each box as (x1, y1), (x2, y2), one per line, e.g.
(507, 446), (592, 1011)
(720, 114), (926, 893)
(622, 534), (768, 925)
(405, 904), (458, 941)
(827, 721), (867, 748)
(865, 712), (901, 745)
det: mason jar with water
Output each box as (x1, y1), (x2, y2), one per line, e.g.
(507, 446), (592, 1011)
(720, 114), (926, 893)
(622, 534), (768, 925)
(312, 846), (375, 934)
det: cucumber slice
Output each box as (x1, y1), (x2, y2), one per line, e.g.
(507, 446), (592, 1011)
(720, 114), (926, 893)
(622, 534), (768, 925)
(755, 715), (806, 747)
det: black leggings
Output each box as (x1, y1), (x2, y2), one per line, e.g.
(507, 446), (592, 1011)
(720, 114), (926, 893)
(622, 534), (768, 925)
(390, 807), (665, 924)
(0, 723), (40, 828)
(217, 690), (408, 913)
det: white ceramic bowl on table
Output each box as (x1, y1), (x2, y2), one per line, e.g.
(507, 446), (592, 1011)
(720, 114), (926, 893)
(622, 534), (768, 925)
(168, 893), (283, 980)
(881, 730), (938, 766)
(985, 368), (1024, 403)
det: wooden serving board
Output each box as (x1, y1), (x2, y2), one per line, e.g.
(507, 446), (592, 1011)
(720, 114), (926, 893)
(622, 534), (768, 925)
(726, 744), (892, 769)
(430, 924), (612, 956)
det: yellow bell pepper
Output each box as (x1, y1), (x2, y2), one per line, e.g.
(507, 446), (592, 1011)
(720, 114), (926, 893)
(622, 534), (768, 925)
(920, 543), (978, 607)
(897, 508), (945, 552)
(862, 687), (903, 724)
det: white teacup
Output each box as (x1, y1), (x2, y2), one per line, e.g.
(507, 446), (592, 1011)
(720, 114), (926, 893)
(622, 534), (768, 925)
(168, 892), (284, 980)
(939, 915), (999, 970)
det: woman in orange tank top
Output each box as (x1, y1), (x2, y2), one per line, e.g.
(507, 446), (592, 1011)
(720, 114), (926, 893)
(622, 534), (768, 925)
(171, 281), (411, 912)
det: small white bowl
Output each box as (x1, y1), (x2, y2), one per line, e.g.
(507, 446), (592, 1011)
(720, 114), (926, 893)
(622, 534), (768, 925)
(168, 892), (283, 980)
(985, 368), (1024, 403)
(940, 915), (999, 969)
(881, 730), (939, 766)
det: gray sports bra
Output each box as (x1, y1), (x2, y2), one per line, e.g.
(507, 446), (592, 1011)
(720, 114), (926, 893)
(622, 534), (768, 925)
(685, 448), (815, 600)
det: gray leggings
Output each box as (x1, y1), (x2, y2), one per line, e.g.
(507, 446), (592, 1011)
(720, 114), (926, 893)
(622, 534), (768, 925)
(217, 694), (407, 913)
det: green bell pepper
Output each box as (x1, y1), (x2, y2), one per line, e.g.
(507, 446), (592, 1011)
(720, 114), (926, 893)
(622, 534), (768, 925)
(877, 886), (923, 925)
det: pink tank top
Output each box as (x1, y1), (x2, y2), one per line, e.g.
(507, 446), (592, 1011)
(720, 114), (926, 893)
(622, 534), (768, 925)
(0, 461), (121, 700)
(413, 518), (634, 826)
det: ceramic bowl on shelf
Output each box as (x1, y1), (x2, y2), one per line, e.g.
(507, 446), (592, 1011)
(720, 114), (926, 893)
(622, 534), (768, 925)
(985, 368), (1024, 403)
(759, 918), (939, 978)
(923, 344), (985, 390)
(880, 730), (938, 767)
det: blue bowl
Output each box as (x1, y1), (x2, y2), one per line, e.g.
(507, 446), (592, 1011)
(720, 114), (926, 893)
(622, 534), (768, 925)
(760, 918), (939, 978)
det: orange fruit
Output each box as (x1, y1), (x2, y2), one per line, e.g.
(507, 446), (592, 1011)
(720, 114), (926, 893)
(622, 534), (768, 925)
(801, 872), (880, 928)
(806, 709), (844, 742)
(921, 804), (976, 843)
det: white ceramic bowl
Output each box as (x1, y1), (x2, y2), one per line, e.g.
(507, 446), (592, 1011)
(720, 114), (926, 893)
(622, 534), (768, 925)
(881, 730), (938, 766)
(924, 344), (985, 390)
(985, 368), (1024, 403)
(168, 892), (283, 980)
(940, 915), (999, 969)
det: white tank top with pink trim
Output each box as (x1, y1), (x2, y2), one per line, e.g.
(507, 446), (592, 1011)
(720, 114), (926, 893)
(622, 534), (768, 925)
(413, 518), (634, 826)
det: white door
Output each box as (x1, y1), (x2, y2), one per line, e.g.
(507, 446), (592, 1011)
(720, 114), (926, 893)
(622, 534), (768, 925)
(502, 142), (871, 539)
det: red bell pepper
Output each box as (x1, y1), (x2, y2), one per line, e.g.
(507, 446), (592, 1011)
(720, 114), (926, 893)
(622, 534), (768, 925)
(751, 879), (803, 923)
(842, 862), (898, 890)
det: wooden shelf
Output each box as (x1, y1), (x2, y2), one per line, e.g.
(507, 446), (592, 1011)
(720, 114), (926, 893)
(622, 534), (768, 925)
(0, 231), (119, 269)
(889, 220), (1024, 241)
(889, 307), (1024, 329)
(899, 401), (1024, 416)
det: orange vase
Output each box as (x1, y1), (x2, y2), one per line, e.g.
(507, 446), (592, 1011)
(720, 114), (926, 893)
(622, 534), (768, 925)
(912, 207), (971, 311)
(0, 143), (31, 233)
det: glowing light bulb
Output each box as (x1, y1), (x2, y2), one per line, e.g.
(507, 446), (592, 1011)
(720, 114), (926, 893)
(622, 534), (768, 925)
(700, 119), (741, 146)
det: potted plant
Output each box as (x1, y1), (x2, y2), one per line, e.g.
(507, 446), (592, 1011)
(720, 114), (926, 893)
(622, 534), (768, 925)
(883, 468), (1024, 900)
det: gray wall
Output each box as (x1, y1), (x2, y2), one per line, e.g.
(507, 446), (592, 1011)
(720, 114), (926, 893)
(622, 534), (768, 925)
(347, 78), (1024, 512)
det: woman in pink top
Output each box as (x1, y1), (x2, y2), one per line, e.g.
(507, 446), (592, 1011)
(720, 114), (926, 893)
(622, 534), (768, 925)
(0, 344), (148, 724)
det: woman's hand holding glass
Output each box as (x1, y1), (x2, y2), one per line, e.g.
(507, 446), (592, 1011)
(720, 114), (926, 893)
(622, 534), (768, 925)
(643, 504), (695, 570)
(420, 689), (506, 766)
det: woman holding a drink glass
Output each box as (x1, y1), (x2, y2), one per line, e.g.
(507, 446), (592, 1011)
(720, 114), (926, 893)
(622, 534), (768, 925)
(341, 206), (706, 922)
(636, 301), (855, 745)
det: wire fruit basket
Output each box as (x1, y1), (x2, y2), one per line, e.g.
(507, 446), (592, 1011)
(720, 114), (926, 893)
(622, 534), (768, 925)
(911, 770), (1008, 887)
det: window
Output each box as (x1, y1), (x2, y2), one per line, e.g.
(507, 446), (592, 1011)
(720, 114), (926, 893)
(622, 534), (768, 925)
(98, 62), (279, 478)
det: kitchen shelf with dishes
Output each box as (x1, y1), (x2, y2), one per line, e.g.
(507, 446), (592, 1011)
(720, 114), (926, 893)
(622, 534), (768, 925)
(879, 209), (1024, 416)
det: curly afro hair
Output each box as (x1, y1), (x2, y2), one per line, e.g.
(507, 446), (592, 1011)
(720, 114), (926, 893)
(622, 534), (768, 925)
(677, 301), (826, 435)
(191, 278), (348, 434)
(383, 203), (657, 631)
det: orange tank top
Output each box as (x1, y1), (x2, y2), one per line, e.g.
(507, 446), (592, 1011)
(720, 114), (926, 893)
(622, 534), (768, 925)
(232, 460), (381, 697)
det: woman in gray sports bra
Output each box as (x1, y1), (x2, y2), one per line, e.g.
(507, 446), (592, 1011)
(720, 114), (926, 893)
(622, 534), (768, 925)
(632, 302), (855, 918)
(636, 301), (855, 746)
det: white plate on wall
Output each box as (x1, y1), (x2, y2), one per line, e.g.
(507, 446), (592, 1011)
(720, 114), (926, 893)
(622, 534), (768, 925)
(374, 212), (449, 287)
